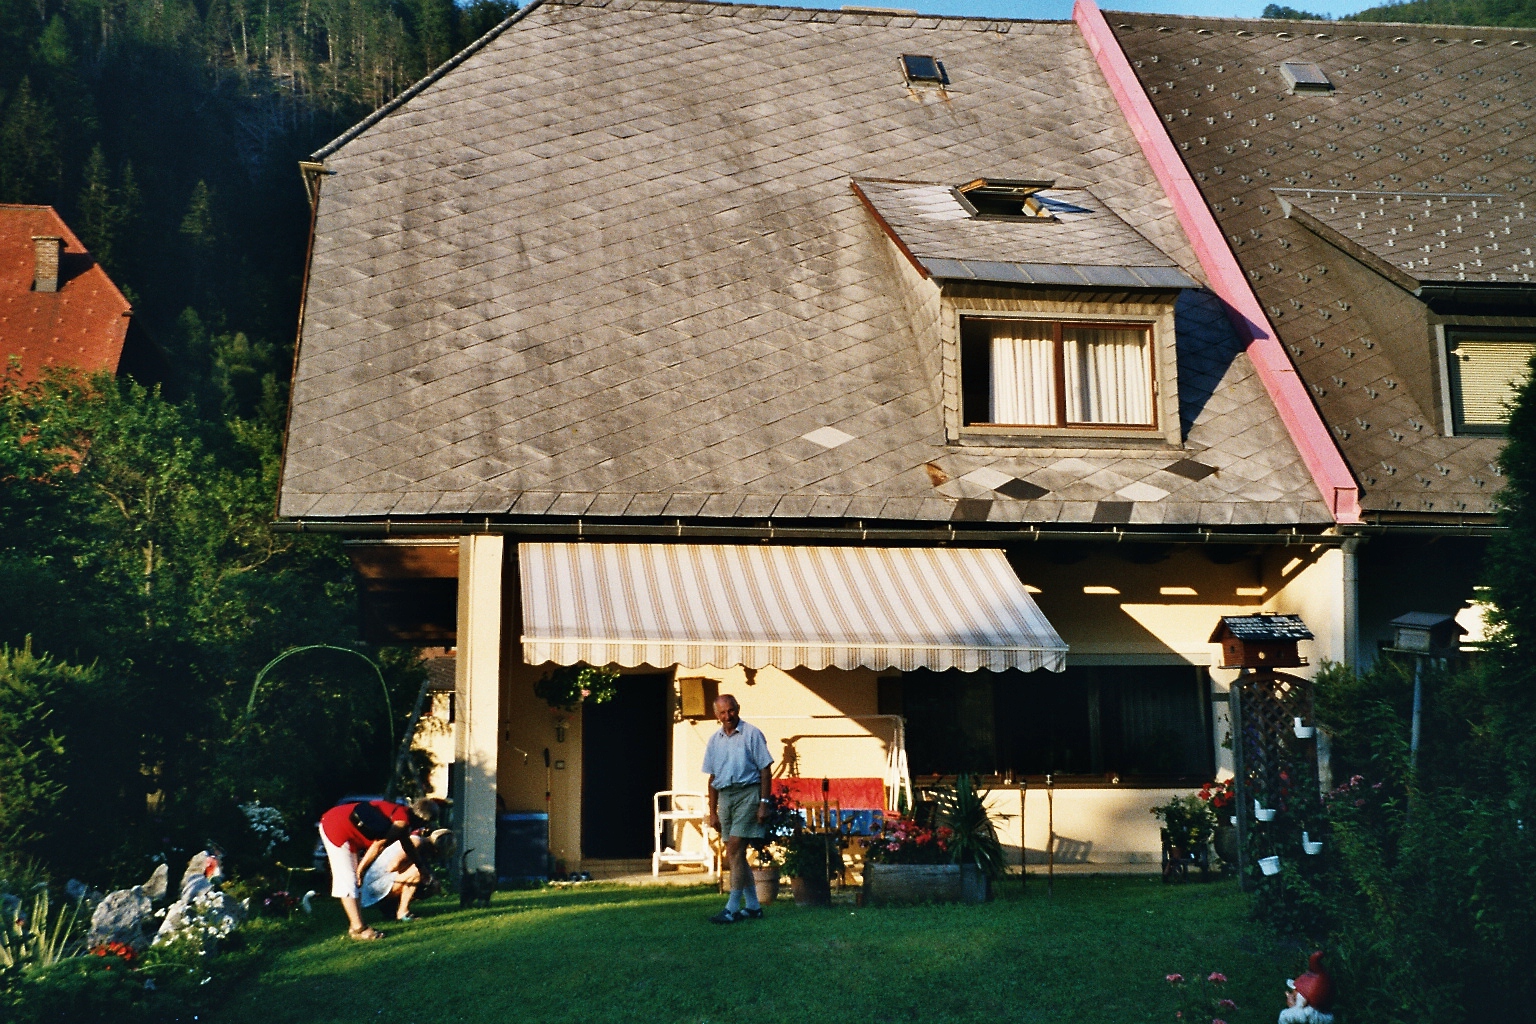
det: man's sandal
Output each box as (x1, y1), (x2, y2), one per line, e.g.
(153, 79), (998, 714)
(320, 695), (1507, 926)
(349, 926), (385, 940)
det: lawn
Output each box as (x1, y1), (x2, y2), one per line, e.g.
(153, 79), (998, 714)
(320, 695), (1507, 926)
(215, 878), (1297, 1024)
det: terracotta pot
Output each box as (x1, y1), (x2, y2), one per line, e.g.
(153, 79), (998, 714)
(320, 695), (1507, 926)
(752, 866), (780, 904)
(789, 874), (830, 907)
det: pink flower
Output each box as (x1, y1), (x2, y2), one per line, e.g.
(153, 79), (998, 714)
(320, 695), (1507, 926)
(1219, 999), (1237, 1009)
(1207, 972), (1227, 984)
(1356, 798), (1366, 807)
(1166, 973), (1184, 984)
(1212, 1019), (1228, 1024)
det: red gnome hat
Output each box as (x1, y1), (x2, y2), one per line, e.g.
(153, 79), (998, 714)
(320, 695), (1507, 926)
(1292, 951), (1334, 1012)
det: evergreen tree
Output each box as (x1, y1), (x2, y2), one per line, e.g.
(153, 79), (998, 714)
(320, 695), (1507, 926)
(0, 77), (62, 204)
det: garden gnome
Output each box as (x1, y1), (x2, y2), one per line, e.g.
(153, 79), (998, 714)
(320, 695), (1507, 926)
(1279, 951), (1335, 1024)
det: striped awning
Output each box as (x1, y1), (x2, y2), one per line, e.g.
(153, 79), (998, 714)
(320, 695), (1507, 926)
(519, 543), (1067, 673)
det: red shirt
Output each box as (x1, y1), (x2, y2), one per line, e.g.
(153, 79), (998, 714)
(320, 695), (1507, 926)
(320, 800), (408, 853)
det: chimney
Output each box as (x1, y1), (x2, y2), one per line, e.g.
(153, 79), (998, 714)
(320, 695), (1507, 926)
(31, 235), (63, 293)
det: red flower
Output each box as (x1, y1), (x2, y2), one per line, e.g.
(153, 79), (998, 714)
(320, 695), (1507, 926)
(1207, 972), (1227, 984)
(1166, 973), (1184, 984)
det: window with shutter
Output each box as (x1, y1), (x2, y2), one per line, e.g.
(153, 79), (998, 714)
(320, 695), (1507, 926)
(1447, 332), (1536, 435)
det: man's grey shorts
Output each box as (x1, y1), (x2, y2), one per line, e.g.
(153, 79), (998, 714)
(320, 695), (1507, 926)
(715, 783), (766, 839)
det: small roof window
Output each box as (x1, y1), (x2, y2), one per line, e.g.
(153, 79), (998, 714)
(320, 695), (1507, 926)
(900, 54), (947, 86)
(956, 178), (1056, 219)
(1279, 61), (1333, 94)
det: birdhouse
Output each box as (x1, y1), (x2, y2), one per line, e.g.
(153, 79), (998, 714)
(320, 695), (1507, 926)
(1209, 614), (1313, 670)
(1388, 612), (1464, 654)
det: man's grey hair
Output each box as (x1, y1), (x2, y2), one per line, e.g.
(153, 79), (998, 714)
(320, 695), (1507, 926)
(714, 693), (739, 709)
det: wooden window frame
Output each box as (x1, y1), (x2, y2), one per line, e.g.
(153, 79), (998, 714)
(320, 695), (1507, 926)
(960, 315), (1159, 431)
(1443, 327), (1536, 437)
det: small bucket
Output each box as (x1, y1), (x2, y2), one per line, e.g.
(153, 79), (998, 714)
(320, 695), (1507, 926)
(1259, 855), (1281, 876)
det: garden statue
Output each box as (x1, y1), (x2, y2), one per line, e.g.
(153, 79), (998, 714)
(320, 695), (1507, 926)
(1279, 951), (1335, 1024)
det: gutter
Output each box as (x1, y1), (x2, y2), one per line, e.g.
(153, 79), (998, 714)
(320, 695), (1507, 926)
(272, 518), (1354, 547)
(1073, 0), (1362, 525)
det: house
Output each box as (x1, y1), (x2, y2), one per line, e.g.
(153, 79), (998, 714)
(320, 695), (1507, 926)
(0, 205), (133, 382)
(276, 0), (1525, 874)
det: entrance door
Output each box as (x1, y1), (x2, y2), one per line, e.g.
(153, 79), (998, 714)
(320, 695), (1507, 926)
(581, 674), (670, 860)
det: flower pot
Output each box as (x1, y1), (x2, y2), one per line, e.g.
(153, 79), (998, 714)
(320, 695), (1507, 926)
(752, 866), (780, 904)
(1254, 800), (1276, 822)
(1213, 824), (1239, 866)
(1301, 832), (1323, 856)
(1258, 855), (1281, 876)
(863, 863), (972, 906)
(789, 874), (830, 907)
(1293, 717), (1316, 740)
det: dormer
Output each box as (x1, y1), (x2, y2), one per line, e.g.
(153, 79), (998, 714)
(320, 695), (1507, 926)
(852, 178), (1197, 446)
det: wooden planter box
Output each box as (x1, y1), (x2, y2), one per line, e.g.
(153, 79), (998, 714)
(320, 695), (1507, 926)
(863, 864), (989, 906)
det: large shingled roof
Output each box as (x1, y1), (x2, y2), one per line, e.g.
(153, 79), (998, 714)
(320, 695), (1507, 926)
(1109, 13), (1536, 520)
(279, 0), (1331, 527)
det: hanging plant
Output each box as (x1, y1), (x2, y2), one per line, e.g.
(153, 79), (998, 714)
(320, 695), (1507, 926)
(533, 665), (621, 710)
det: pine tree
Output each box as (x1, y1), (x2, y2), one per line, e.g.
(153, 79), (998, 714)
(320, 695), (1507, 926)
(0, 78), (63, 204)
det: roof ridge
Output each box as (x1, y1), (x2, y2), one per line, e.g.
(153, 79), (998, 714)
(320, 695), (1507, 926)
(1106, 9), (1536, 36)
(312, 0), (549, 161)
(549, 0), (1067, 27)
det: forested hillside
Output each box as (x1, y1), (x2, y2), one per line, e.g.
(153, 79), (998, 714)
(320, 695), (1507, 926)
(1350, 0), (1536, 24)
(0, 0), (511, 886)
(0, 0), (514, 413)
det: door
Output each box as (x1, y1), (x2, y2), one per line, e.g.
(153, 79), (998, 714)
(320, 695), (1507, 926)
(581, 674), (670, 860)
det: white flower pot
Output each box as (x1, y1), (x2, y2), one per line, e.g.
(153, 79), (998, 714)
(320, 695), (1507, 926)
(1229, 815), (1237, 826)
(1293, 717), (1316, 739)
(1254, 800), (1276, 822)
(1259, 855), (1282, 875)
(1302, 832), (1324, 856)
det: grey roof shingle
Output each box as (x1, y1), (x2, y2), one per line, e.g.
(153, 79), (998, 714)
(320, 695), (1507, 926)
(278, 0), (1331, 526)
(1109, 12), (1535, 518)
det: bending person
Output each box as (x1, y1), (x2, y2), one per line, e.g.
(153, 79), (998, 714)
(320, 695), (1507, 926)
(318, 798), (431, 940)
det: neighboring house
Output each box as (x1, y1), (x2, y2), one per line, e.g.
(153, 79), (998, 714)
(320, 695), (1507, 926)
(1100, 8), (1532, 654)
(276, 0), (1523, 873)
(0, 205), (133, 382)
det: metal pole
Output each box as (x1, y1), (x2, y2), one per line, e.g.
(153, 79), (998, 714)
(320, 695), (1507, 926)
(1410, 656), (1423, 771)
(1046, 773), (1054, 898)
(1229, 678), (1251, 891)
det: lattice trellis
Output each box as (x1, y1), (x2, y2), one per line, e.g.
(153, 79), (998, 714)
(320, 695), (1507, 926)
(1230, 669), (1319, 884)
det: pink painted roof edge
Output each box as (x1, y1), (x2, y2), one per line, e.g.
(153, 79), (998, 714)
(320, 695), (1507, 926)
(1072, 0), (1361, 524)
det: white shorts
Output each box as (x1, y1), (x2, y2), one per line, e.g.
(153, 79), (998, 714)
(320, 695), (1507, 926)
(320, 826), (360, 899)
(360, 843), (410, 907)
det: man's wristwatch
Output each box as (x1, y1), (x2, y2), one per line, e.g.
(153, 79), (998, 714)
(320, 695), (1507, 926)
(759, 798), (770, 803)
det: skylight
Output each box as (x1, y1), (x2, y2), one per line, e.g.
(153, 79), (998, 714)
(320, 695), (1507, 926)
(956, 178), (1056, 219)
(1279, 61), (1333, 94)
(900, 54), (947, 86)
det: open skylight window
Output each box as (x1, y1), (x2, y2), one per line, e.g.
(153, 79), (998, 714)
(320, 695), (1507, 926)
(956, 178), (1056, 219)
(900, 54), (947, 86)
(1279, 61), (1333, 94)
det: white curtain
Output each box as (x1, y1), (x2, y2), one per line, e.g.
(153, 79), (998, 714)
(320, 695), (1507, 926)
(1063, 327), (1153, 425)
(989, 321), (1056, 426)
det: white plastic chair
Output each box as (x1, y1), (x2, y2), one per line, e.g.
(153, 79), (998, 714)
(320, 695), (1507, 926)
(652, 791), (717, 877)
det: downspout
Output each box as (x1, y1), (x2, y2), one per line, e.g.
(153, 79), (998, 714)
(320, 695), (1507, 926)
(1341, 536), (1361, 669)
(1073, 0), (1361, 525)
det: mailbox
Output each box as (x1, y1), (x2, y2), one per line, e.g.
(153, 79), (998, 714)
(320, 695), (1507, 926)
(1388, 612), (1464, 654)
(1209, 614), (1313, 670)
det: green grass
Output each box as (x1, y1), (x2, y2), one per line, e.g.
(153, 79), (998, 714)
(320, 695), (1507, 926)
(215, 878), (1297, 1024)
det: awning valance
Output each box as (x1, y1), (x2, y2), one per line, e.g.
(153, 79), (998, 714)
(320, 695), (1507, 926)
(518, 543), (1067, 673)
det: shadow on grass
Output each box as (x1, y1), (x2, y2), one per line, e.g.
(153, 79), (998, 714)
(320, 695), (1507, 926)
(216, 878), (1294, 1024)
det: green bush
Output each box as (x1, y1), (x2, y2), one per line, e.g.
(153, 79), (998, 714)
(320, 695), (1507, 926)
(1263, 659), (1536, 1022)
(0, 644), (95, 857)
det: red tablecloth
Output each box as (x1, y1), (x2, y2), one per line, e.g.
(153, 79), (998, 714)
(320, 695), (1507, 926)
(772, 777), (886, 810)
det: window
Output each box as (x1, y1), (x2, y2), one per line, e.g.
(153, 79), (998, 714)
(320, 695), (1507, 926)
(883, 666), (1213, 784)
(955, 178), (1054, 219)
(961, 317), (1156, 429)
(1446, 330), (1536, 434)
(900, 54), (946, 86)
(1279, 61), (1333, 94)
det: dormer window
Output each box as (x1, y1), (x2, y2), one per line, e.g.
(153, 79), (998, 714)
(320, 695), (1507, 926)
(956, 178), (1056, 219)
(961, 317), (1157, 429)
(1446, 330), (1536, 435)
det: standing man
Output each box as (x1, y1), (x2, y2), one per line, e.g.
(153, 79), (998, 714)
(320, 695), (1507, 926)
(702, 693), (773, 924)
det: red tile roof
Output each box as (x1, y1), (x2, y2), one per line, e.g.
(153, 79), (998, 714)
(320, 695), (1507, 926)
(0, 205), (131, 382)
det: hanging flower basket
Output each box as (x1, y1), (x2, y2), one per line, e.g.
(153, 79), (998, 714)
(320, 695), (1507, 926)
(534, 665), (620, 710)
(1293, 717), (1316, 739)
(1259, 855), (1282, 875)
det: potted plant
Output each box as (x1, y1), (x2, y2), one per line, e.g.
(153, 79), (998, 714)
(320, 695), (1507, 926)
(780, 831), (837, 906)
(1198, 778), (1239, 868)
(935, 774), (1006, 902)
(863, 813), (959, 905)
(1150, 794), (1217, 882)
(533, 665), (620, 710)
(732, 791), (800, 904)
